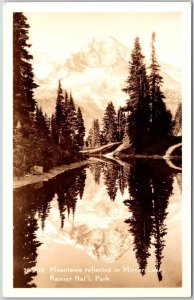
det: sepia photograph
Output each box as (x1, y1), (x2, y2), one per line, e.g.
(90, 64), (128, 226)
(3, 2), (191, 298)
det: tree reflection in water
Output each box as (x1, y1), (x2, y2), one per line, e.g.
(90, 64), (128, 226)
(13, 167), (86, 287)
(14, 187), (43, 288)
(13, 160), (177, 287)
(56, 168), (86, 228)
(89, 161), (104, 185)
(124, 159), (174, 281)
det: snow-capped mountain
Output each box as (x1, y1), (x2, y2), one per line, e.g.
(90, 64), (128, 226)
(33, 36), (181, 132)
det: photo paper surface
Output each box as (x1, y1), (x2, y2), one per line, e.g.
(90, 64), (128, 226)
(3, 2), (191, 298)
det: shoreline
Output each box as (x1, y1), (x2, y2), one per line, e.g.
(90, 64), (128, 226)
(114, 154), (182, 160)
(13, 160), (90, 189)
(13, 153), (182, 190)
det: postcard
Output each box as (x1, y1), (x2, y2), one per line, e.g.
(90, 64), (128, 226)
(3, 2), (191, 298)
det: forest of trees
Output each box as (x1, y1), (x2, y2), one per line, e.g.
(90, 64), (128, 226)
(86, 33), (176, 155)
(13, 13), (85, 177)
(13, 12), (179, 177)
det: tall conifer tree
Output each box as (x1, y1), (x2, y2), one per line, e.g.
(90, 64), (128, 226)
(117, 107), (126, 141)
(66, 92), (77, 146)
(76, 107), (85, 149)
(13, 13), (38, 134)
(102, 102), (117, 144)
(54, 80), (64, 144)
(149, 32), (172, 139)
(13, 13), (38, 174)
(123, 37), (151, 153)
(87, 119), (101, 148)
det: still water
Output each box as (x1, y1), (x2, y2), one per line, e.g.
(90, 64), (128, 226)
(13, 157), (182, 288)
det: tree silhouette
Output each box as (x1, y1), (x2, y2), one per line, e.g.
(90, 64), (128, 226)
(76, 107), (85, 149)
(65, 91), (78, 147)
(150, 161), (173, 281)
(56, 167), (87, 228)
(13, 13), (38, 132)
(117, 107), (126, 142)
(124, 161), (154, 276)
(149, 33), (173, 140)
(123, 37), (151, 153)
(53, 80), (64, 145)
(35, 182), (55, 230)
(76, 168), (87, 199)
(87, 119), (101, 148)
(124, 160), (173, 280)
(102, 102), (117, 144)
(89, 162), (104, 185)
(118, 165), (128, 195)
(13, 187), (42, 287)
(13, 13), (38, 174)
(103, 163), (119, 201)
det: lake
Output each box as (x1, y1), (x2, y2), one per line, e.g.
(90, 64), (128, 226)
(13, 157), (182, 288)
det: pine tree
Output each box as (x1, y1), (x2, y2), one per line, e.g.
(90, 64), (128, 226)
(54, 80), (64, 144)
(149, 32), (173, 139)
(93, 119), (101, 147)
(76, 107), (85, 149)
(87, 128), (94, 148)
(34, 106), (51, 168)
(117, 106), (126, 141)
(13, 13), (38, 173)
(102, 102), (117, 144)
(13, 13), (38, 134)
(123, 37), (151, 153)
(87, 119), (101, 148)
(66, 92), (78, 146)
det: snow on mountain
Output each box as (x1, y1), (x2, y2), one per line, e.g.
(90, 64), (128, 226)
(34, 36), (182, 132)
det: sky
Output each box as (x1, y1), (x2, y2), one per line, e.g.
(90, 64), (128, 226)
(25, 12), (182, 79)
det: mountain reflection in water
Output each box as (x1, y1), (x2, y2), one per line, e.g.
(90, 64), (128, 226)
(13, 158), (182, 288)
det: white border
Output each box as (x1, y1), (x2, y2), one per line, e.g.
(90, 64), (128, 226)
(3, 2), (191, 298)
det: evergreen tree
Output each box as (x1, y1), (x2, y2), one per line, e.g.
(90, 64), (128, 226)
(13, 13), (38, 133)
(87, 128), (94, 148)
(117, 107), (126, 141)
(51, 113), (58, 144)
(13, 13), (38, 173)
(66, 92), (78, 147)
(87, 119), (101, 148)
(34, 106), (51, 168)
(102, 102), (117, 144)
(76, 107), (85, 149)
(93, 119), (101, 147)
(123, 37), (151, 153)
(149, 33), (173, 139)
(54, 80), (64, 144)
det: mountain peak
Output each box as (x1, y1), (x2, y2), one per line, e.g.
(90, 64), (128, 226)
(64, 35), (129, 71)
(88, 35), (127, 49)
